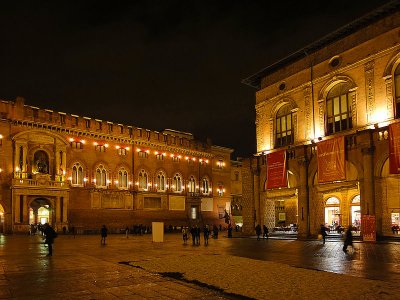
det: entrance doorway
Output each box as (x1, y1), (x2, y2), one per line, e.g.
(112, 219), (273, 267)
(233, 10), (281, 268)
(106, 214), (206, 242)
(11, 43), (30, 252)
(324, 197), (340, 227)
(29, 198), (52, 225)
(350, 195), (361, 231)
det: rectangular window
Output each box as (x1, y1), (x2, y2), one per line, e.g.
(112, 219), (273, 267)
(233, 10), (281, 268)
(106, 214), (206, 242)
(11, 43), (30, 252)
(71, 141), (83, 149)
(74, 117), (79, 126)
(156, 154), (163, 160)
(119, 125), (123, 134)
(85, 119), (91, 129)
(108, 123), (113, 132)
(95, 145), (106, 152)
(118, 148), (127, 156)
(172, 156), (180, 163)
(97, 121), (102, 131)
(138, 151), (148, 158)
(144, 197), (162, 209)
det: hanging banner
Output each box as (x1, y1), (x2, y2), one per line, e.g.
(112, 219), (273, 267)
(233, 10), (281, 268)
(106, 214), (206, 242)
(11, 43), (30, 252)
(362, 215), (376, 242)
(317, 136), (345, 183)
(389, 122), (400, 174)
(267, 150), (287, 189)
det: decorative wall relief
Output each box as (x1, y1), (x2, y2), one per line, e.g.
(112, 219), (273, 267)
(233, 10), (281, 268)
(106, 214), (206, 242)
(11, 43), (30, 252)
(318, 99), (325, 137)
(385, 76), (394, 119)
(304, 86), (311, 140)
(365, 61), (375, 124)
(91, 190), (133, 209)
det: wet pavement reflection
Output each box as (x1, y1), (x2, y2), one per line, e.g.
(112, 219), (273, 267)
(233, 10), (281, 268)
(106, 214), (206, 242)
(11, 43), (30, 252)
(225, 237), (400, 282)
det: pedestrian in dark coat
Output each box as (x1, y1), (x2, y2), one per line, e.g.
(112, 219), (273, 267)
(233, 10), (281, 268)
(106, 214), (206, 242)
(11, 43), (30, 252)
(320, 224), (328, 244)
(343, 226), (354, 252)
(43, 223), (56, 256)
(255, 224), (262, 241)
(263, 225), (269, 239)
(196, 226), (201, 245)
(204, 225), (210, 245)
(190, 226), (196, 245)
(101, 225), (108, 245)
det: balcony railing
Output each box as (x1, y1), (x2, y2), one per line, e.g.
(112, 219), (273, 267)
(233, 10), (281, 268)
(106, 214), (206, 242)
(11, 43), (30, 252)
(12, 178), (68, 188)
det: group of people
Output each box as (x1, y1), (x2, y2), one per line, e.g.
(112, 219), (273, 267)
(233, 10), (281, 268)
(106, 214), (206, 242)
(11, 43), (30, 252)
(182, 225), (212, 246)
(320, 224), (354, 252)
(255, 224), (269, 240)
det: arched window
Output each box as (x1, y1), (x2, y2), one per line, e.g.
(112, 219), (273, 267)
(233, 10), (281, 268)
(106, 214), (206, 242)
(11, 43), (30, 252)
(156, 171), (166, 192)
(326, 197), (340, 205)
(394, 64), (400, 118)
(188, 176), (196, 193)
(351, 195), (360, 204)
(217, 182), (225, 196)
(138, 169), (148, 191)
(172, 173), (182, 192)
(275, 105), (293, 147)
(202, 177), (210, 195)
(95, 164), (107, 188)
(326, 82), (353, 135)
(71, 162), (83, 186)
(324, 196), (340, 226)
(118, 168), (128, 189)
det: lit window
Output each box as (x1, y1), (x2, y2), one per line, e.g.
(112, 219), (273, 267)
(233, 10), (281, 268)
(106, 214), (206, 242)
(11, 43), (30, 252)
(118, 168), (128, 189)
(156, 153), (164, 160)
(172, 173), (182, 192)
(138, 151), (148, 158)
(275, 105), (293, 147)
(188, 176), (196, 193)
(217, 159), (225, 169)
(71, 141), (83, 149)
(138, 169), (148, 191)
(95, 145), (106, 152)
(156, 171), (166, 192)
(95, 164), (108, 188)
(118, 148), (127, 156)
(202, 177), (210, 195)
(217, 183), (225, 196)
(172, 156), (180, 163)
(71, 163), (83, 186)
(326, 82), (353, 135)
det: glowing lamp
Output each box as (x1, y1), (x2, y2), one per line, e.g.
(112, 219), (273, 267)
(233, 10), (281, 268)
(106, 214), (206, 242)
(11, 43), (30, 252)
(81, 140), (86, 144)
(104, 144), (109, 148)
(69, 138), (74, 142)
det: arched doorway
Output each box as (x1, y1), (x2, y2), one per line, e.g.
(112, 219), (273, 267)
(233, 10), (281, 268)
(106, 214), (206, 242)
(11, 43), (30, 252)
(325, 197), (341, 227)
(29, 198), (52, 225)
(350, 195), (361, 231)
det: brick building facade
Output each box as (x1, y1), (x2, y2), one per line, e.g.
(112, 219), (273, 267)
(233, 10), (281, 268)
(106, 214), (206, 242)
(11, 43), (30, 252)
(0, 97), (234, 233)
(242, 2), (400, 238)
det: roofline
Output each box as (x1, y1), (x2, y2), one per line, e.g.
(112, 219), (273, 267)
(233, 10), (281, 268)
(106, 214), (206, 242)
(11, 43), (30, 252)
(242, 0), (400, 89)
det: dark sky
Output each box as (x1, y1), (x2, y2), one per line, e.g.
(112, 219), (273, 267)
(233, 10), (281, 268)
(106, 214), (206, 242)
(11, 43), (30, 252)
(0, 0), (390, 158)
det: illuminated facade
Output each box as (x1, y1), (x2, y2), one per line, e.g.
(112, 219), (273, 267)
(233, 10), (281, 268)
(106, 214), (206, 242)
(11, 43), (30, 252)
(0, 97), (233, 233)
(242, 2), (400, 238)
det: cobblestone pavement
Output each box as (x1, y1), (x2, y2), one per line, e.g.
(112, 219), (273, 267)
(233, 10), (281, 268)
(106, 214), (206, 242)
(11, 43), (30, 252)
(0, 233), (399, 299)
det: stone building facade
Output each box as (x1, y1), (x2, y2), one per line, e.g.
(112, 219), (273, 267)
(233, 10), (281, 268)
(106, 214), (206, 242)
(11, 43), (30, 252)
(0, 97), (234, 233)
(242, 2), (400, 238)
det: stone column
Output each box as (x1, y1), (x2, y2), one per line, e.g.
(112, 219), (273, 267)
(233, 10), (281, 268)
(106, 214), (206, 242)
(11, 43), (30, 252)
(63, 196), (68, 223)
(14, 194), (20, 223)
(22, 195), (28, 224)
(361, 146), (375, 216)
(22, 145), (27, 173)
(55, 148), (60, 175)
(62, 151), (67, 174)
(14, 143), (20, 174)
(56, 196), (61, 224)
(297, 146), (310, 239)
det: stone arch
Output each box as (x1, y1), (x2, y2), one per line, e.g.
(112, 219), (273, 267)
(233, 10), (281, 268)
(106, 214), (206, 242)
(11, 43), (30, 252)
(28, 197), (54, 225)
(376, 149), (390, 177)
(383, 51), (400, 77)
(12, 129), (69, 146)
(318, 75), (357, 100)
(270, 97), (298, 117)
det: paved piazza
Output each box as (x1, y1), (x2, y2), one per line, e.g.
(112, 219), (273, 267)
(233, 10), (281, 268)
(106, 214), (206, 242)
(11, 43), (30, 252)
(1, 232), (400, 299)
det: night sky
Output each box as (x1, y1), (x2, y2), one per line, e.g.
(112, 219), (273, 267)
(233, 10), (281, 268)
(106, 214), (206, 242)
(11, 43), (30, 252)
(0, 0), (390, 158)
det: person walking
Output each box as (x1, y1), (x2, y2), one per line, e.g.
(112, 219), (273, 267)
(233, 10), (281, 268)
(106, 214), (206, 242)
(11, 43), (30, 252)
(204, 225), (210, 245)
(343, 226), (354, 252)
(125, 226), (129, 238)
(190, 226), (196, 245)
(182, 227), (188, 244)
(196, 225), (201, 245)
(320, 224), (328, 244)
(101, 225), (108, 245)
(255, 224), (262, 241)
(43, 223), (57, 256)
(263, 225), (269, 239)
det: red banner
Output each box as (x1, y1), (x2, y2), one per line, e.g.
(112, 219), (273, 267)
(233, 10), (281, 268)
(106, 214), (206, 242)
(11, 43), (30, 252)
(267, 150), (287, 189)
(389, 122), (400, 174)
(362, 215), (376, 242)
(317, 136), (345, 183)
